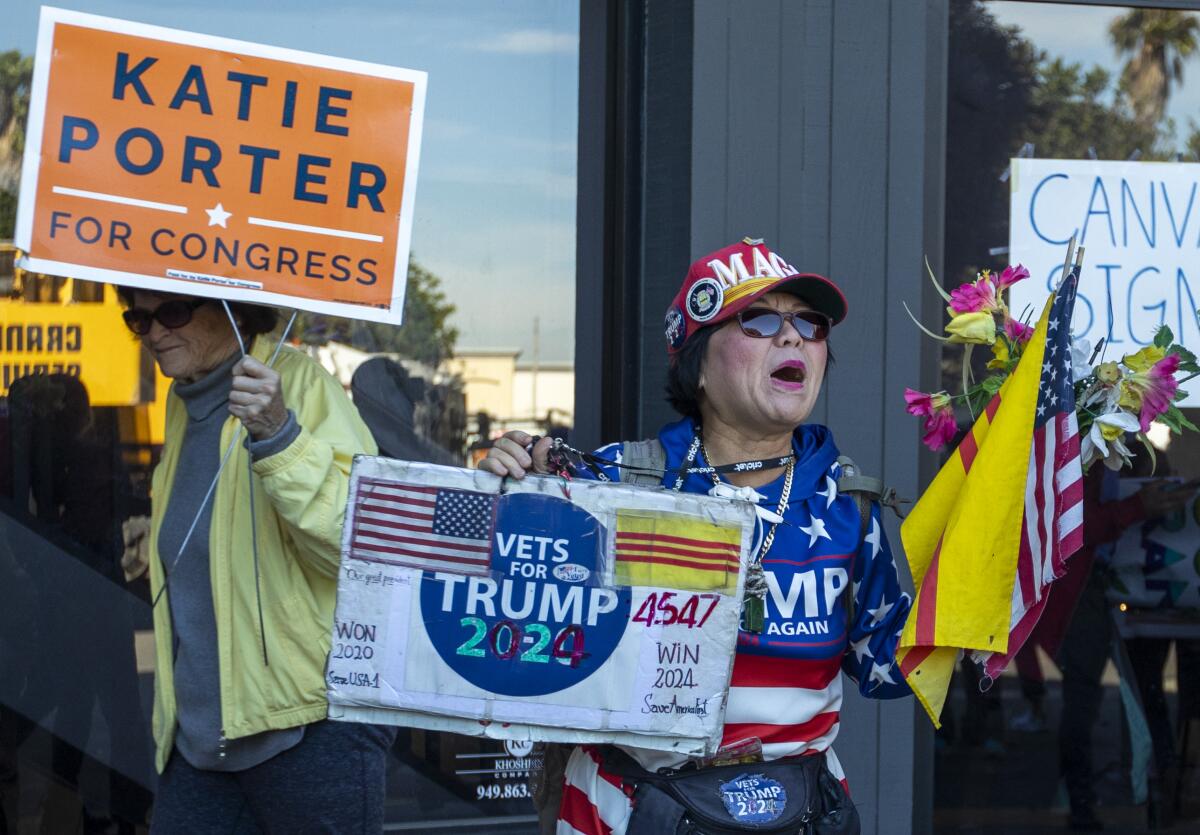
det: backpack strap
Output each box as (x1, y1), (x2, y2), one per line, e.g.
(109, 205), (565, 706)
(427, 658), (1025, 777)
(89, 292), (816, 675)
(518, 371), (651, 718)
(620, 438), (667, 488)
(835, 455), (883, 629)
(835, 454), (883, 535)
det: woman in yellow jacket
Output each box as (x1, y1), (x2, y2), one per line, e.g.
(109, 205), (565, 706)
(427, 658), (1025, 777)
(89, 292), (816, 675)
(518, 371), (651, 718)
(119, 288), (391, 834)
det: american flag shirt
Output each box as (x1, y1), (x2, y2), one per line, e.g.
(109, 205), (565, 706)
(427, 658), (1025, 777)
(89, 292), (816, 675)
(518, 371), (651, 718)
(558, 417), (912, 835)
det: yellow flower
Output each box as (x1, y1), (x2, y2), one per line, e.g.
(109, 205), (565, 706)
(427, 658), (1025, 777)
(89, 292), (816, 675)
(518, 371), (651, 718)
(1099, 420), (1127, 442)
(1096, 361), (1121, 384)
(987, 339), (1010, 370)
(1123, 346), (1165, 373)
(945, 311), (997, 345)
(1119, 380), (1143, 412)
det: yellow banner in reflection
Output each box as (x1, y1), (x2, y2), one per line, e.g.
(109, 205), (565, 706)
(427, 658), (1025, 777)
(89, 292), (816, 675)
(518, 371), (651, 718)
(0, 290), (144, 406)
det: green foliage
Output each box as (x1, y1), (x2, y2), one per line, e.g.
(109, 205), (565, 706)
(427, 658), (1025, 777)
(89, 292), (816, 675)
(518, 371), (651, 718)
(944, 2), (1039, 288)
(292, 258), (459, 366)
(0, 50), (33, 190)
(1024, 58), (1166, 161)
(1108, 10), (1200, 128)
(958, 336), (1021, 418)
(0, 189), (15, 239)
(1154, 324), (1175, 348)
(0, 51), (33, 149)
(946, 2), (1193, 295)
(1175, 345), (1200, 374)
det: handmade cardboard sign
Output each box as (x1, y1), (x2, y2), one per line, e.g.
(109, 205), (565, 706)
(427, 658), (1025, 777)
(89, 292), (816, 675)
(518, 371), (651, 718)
(15, 7), (426, 324)
(326, 457), (757, 757)
(1009, 158), (1200, 406)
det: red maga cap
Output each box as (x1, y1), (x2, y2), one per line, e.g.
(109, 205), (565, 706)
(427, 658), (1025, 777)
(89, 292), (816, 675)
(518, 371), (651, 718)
(663, 237), (848, 354)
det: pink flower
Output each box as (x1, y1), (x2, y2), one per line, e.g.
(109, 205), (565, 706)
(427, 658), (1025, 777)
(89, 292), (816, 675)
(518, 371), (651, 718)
(995, 264), (1030, 290)
(1125, 353), (1181, 432)
(921, 408), (959, 452)
(905, 388), (958, 451)
(905, 388), (949, 417)
(948, 276), (998, 314)
(1003, 317), (1033, 344)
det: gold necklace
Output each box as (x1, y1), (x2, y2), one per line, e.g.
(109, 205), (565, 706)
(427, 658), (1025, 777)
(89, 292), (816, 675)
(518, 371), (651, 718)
(699, 438), (794, 563)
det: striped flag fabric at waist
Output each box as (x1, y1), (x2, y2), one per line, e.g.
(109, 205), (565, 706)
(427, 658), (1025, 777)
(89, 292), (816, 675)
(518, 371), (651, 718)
(614, 510), (741, 594)
(350, 478), (497, 576)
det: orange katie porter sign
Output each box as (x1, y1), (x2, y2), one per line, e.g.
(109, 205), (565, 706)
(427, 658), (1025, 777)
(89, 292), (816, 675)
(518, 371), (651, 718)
(14, 7), (427, 325)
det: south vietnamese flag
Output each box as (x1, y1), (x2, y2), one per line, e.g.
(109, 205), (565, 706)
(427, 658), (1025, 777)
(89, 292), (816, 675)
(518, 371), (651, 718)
(897, 267), (1084, 726)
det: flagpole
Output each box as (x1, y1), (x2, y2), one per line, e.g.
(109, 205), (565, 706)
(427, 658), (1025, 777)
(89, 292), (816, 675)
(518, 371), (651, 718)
(1054, 233), (1077, 293)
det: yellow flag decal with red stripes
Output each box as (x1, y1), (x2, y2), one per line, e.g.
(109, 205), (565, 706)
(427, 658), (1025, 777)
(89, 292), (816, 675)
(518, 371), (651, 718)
(614, 510), (741, 595)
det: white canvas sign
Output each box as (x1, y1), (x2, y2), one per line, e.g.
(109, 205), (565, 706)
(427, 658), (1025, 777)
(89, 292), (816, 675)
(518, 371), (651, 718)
(1009, 158), (1200, 407)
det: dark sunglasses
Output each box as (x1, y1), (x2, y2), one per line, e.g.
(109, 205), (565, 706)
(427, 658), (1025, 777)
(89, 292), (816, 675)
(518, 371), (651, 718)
(736, 307), (832, 341)
(122, 298), (207, 336)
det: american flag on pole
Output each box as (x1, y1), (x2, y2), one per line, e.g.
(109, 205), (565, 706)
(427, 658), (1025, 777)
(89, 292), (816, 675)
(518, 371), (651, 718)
(975, 266), (1084, 679)
(350, 479), (496, 575)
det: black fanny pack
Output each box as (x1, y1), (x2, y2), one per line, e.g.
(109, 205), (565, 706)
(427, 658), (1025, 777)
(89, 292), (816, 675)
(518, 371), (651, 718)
(602, 748), (859, 835)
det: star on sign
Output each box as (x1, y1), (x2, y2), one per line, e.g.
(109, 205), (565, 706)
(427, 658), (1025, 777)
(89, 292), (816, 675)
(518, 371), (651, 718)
(850, 634), (874, 664)
(868, 661), (896, 687)
(864, 518), (882, 558)
(867, 595), (894, 626)
(815, 475), (838, 508)
(800, 516), (832, 547)
(206, 203), (232, 228)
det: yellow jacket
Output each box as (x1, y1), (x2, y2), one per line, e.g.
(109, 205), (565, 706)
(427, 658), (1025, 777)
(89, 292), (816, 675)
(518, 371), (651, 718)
(147, 336), (377, 773)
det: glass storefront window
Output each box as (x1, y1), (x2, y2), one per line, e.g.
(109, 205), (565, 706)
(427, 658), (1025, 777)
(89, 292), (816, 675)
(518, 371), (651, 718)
(0, 2), (576, 832)
(941, 2), (1200, 832)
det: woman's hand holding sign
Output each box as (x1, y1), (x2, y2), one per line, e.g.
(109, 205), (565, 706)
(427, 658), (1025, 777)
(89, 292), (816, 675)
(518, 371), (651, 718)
(229, 355), (289, 440)
(481, 430), (553, 478)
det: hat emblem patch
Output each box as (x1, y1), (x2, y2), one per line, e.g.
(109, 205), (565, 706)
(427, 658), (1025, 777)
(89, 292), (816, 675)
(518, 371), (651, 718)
(686, 277), (724, 323)
(664, 306), (686, 349)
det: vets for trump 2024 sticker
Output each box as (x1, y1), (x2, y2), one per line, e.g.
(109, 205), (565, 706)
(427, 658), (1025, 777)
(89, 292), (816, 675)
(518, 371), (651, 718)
(720, 773), (787, 825)
(419, 492), (632, 697)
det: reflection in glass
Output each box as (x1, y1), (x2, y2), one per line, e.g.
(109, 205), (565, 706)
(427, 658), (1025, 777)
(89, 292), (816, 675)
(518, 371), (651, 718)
(1, 1), (576, 829)
(941, 4), (1200, 832)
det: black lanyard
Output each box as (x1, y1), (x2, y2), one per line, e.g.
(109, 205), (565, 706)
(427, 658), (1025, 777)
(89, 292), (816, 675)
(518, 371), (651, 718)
(553, 438), (795, 485)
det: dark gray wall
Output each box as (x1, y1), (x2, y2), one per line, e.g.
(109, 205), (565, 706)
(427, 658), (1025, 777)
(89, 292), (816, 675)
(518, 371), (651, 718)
(576, 1), (947, 831)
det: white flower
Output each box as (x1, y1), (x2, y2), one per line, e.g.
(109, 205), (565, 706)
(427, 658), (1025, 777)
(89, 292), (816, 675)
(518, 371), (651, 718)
(1070, 338), (1094, 383)
(1081, 411), (1140, 471)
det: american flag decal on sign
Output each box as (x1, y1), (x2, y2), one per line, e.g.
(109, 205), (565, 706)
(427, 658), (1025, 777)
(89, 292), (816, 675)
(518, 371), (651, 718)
(978, 267), (1084, 679)
(350, 479), (496, 575)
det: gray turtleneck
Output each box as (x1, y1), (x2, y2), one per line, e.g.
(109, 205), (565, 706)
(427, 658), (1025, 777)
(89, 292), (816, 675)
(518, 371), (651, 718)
(160, 352), (304, 771)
